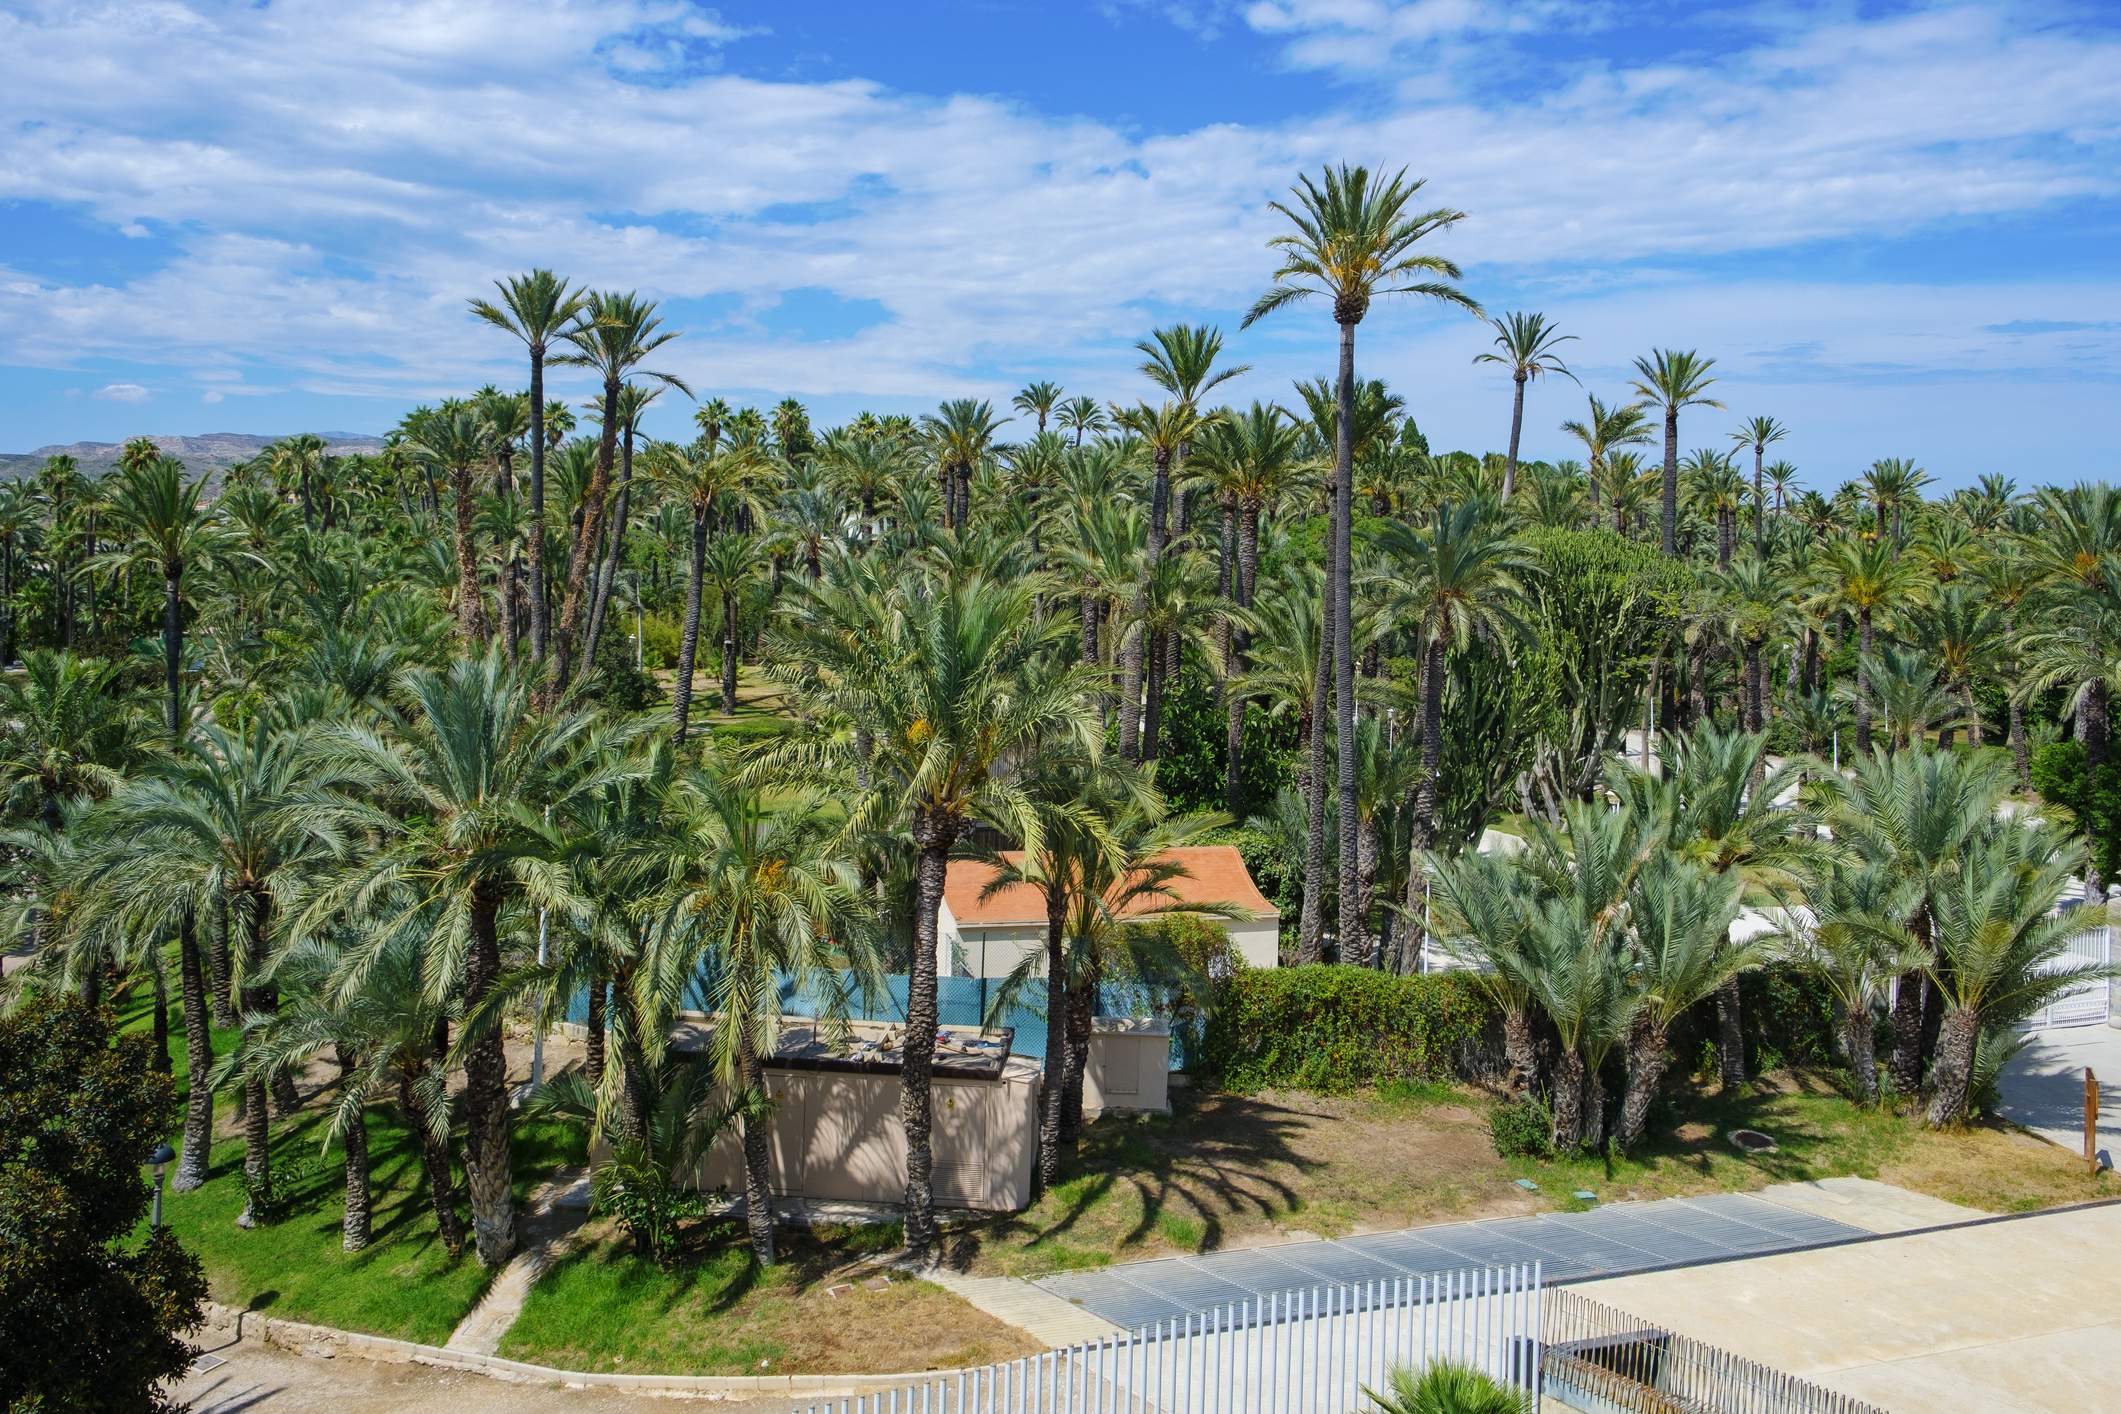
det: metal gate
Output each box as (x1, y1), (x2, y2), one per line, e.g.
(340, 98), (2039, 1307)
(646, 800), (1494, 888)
(2026, 923), (2111, 1030)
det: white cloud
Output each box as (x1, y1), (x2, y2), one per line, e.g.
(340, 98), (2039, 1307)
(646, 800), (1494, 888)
(92, 381), (148, 401)
(0, 0), (2114, 476)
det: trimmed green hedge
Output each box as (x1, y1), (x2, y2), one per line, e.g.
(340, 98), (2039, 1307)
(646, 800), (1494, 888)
(1196, 965), (1495, 1093)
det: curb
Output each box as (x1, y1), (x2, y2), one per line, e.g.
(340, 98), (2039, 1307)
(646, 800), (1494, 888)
(200, 1299), (1024, 1399)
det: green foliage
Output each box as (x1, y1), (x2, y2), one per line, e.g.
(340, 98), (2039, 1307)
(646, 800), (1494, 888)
(1198, 824), (1299, 918)
(1668, 963), (1842, 1077)
(639, 612), (681, 670)
(2029, 740), (2121, 883)
(1486, 1095), (1554, 1159)
(1150, 662), (1299, 816)
(709, 714), (794, 746)
(584, 621), (665, 712)
(1195, 965), (1494, 1093)
(1362, 1359), (1526, 1414)
(0, 994), (206, 1414)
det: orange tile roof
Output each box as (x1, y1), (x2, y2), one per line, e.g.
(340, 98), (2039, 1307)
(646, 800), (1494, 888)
(943, 845), (1278, 927)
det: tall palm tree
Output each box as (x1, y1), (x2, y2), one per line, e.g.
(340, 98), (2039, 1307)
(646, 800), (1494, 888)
(1765, 460), (1799, 518)
(647, 440), (765, 739)
(1684, 448), (1748, 568)
(1191, 403), (1310, 813)
(1809, 533), (1930, 753)
(1711, 554), (1788, 732)
(1011, 381), (1064, 436)
(1244, 163), (1481, 950)
(1111, 400), (1217, 760)
(1860, 457), (1933, 540)
(1909, 588), (2004, 746)
(551, 292), (691, 696)
(301, 649), (612, 1267)
(700, 533), (761, 716)
(641, 771), (880, 1264)
(1374, 505), (1531, 966)
(1056, 395), (1108, 448)
(470, 270), (590, 665)
(1627, 350), (1722, 557)
(586, 382), (665, 667)
(763, 569), (1096, 1259)
(1728, 416), (1789, 551)
(1558, 394), (1651, 525)
(922, 399), (1010, 530)
(1473, 312), (1577, 501)
(405, 403), (493, 644)
(88, 455), (234, 739)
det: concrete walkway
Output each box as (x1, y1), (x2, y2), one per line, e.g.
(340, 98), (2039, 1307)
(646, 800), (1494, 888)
(442, 1168), (591, 1356)
(918, 1264), (1123, 1349)
(1999, 1024), (2121, 1167)
(1572, 1201), (2121, 1412)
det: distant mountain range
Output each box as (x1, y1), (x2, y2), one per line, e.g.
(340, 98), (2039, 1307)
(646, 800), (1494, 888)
(0, 432), (385, 480)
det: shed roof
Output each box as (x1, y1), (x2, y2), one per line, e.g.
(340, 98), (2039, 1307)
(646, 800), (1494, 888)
(943, 845), (1278, 927)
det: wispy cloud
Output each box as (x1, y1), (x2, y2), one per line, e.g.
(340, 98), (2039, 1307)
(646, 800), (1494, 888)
(92, 381), (148, 402)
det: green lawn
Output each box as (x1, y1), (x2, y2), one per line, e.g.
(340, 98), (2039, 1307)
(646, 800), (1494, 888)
(116, 980), (586, 1345)
(500, 1221), (1038, 1376)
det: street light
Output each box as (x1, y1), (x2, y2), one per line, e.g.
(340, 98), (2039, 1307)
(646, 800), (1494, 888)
(147, 1143), (176, 1231)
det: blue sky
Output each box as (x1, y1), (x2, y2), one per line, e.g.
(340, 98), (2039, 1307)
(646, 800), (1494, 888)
(2, 0), (2118, 489)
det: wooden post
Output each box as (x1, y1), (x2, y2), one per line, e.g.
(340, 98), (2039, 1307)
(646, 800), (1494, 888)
(2086, 1067), (2100, 1176)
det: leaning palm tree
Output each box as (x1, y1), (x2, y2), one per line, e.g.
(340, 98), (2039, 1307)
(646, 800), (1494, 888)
(550, 291), (691, 696)
(1473, 311), (1577, 501)
(1244, 162), (1481, 952)
(1374, 505), (1531, 967)
(299, 649), (615, 1267)
(1923, 821), (2110, 1126)
(88, 455), (234, 739)
(1615, 854), (1748, 1151)
(1560, 394), (1653, 521)
(639, 768), (881, 1265)
(761, 568), (1097, 1259)
(1627, 349), (1722, 557)
(469, 270), (590, 664)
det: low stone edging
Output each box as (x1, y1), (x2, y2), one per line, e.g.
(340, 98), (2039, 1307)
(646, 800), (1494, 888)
(201, 1299), (1006, 1399)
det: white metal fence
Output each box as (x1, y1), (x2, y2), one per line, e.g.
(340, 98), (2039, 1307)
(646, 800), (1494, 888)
(795, 1263), (1542, 1414)
(2026, 920), (2112, 1029)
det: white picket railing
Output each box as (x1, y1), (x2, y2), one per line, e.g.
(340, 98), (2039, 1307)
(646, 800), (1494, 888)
(795, 1263), (1542, 1414)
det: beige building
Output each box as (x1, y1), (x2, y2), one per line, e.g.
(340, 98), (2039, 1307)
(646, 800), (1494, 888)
(936, 845), (1281, 977)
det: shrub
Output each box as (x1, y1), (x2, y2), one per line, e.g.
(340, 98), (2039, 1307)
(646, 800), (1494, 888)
(1487, 1095), (1554, 1159)
(2030, 740), (2121, 884)
(1195, 965), (1494, 1093)
(639, 613), (681, 671)
(709, 715), (794, 745)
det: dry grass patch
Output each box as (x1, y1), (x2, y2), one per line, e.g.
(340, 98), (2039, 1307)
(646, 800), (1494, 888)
(499, 1220), (1040, 1376)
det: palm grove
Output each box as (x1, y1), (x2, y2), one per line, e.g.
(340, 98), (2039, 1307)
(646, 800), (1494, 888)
(3, 164), (2115, 1285)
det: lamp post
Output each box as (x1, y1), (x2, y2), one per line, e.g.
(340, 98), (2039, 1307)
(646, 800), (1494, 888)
(147, 1142), (175, 1231)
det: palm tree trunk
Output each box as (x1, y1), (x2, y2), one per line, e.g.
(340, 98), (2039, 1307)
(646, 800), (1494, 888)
(550, 376), (620, 696)
(585, 969), (606, 1087)
(902, 825), (955, 1260)
(1062, 965), (1097, 1144)
(1889, 908), (1930, 1095)
(451, 465), (487, 644)
(1923, 1006), (1979, 1127)
(339, 1052), (372, 1253)
(237, 1065), (273, 1227)
(1617, 1016), (1666, 1153)
(738, 1040), (777, 1266)
(1038, 885), (1068, 1190)
(585, 426), (635, 668)
(1298, 559), (1335, 963)
(162, 565), (184, 739)
(1332, 319), (1361, 961)
(1752, 446), (1766, 553)
(1854, 608), (1875, 754)
(1143, 630), (1164, 761)
(674, 508), (706, 740)
(1396, 639), (1446, 971)
(401, 1071), (465, 1257)
(1845, 1006), (1879, 1104)
(209, 895), (235, 1029)
(2083, 679), (2109, 775)
(1582, 1060), (1608, 1152)
(2009, 694), (2030, 788)
(1500, 1010), (1538, 1095)
(1744, 644), (1764, 733)
(720, 592), (739, 715)
(1550, 1047), (1585, 1151)
(1501, 371), (1525, 502)
(462, 888), (515, 1268)
(174, 911), (213, 1193)
(151, 960), (171, 1075)
(1715, 969), (1747, 1088)
(1660, 406), (1679, 557)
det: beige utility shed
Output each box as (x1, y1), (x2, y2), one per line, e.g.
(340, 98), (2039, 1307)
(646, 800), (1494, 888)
(674, 1016), (1038, 1213)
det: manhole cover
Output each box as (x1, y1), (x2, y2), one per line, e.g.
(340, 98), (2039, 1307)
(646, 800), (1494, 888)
(189, 1354), (227, 1375)
(1729, 1128), (1778, 1154)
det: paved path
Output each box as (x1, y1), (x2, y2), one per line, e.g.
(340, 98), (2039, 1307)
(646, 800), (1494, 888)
(442, 1168), (592, 1356)
(1572, 1200), (2121, 1412)
(1029, 1179), (1971, 1332)
(918, 1264), (1123, 1348)
(2000, 1024), (2121, 1167)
